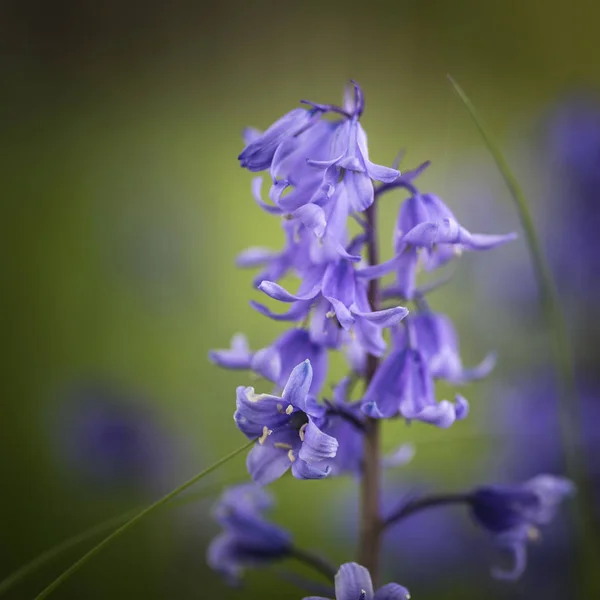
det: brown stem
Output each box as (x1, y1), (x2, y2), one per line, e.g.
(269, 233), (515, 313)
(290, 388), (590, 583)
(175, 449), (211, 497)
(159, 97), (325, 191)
(357, 198), (382, 584)
(382, 493), (470, 530)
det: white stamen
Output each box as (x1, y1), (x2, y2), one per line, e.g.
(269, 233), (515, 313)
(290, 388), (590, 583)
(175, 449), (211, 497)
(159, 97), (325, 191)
(299, 422), (308, 441)
(287, 449), (296, 462)
(258, 426), (270, 445)
(274, 442), (292, 450)
(285, 404), (294, 415)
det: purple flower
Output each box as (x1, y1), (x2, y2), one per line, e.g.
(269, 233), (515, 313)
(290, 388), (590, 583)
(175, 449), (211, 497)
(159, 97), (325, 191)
(362, 345), (469, 427)
(409, 312), (496, 384)
(391, 192), (516, 299)
(468, 475), (575, 580)
(234, 360), (338, 484)
(307, 94), (400, 212)
(257, 256), (408, 356)
(320, 377), (365, 477)
(252, 328), (329, 395)
(209, 333), (253, 370)
(303, 562), (409, 600)
(238, 108), (318, 172)
(59, 382), (170, 489)
(207, 483), (292, 584)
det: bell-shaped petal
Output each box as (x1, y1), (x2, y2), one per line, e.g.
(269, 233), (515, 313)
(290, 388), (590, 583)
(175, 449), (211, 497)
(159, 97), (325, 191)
(250, 346), (282, 383)
(282, 359), (313, 412)
(411, 312), (496, 384)
(246, 441), (293, 485)
(335, 563), (374, 600)
(209, 333), (253, 369)
(239, 108), (316, 172)
(207, 483), (292, 584)
(298, 419), (339, 463)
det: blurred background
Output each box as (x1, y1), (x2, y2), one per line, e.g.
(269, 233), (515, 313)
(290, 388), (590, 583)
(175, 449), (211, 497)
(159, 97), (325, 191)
(1, 0), (599, 598)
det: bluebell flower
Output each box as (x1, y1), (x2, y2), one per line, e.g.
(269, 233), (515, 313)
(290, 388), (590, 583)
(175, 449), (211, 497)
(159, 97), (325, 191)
(207, 483), (292, 584)
(303, 562), (409, 600)
(257, 256), (408, 356)
(238, 108), (319, 172)
(361, 342), (469, 427)
(409, 312), (496, 384)
(468, 475), (575, 580)
(385, 192), (516, 299)
(252, 328), (329, 395)
(234, 360), (339, 484)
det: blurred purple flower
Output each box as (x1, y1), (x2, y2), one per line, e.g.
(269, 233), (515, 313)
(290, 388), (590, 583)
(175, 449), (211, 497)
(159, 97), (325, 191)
(468, 475), (575, 580)
(58, 382), (170, 489)
(207, 483), (292, 584)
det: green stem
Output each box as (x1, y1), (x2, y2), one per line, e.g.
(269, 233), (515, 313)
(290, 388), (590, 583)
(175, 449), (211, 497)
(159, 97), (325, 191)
(33, 439), (256, 600)
(448, 75), (599, 593)
(0, 477), (246, 597)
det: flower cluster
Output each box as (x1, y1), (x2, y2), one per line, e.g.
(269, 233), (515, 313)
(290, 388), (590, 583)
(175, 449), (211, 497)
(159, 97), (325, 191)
(207, 82), (574, 595)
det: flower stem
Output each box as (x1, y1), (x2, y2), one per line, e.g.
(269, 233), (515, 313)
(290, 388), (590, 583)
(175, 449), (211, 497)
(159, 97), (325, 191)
(382, 493), (470, 530)
(289, 547), (338, 581)
(358, 198), (383, 583)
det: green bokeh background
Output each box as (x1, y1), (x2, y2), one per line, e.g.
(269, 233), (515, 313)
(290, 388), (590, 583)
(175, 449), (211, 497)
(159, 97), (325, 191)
(2, 1), (599, 598)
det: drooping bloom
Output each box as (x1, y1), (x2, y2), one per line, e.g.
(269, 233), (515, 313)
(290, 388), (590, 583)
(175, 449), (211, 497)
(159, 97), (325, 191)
(238, 108), (319, 172)
(207, 483), (292, 584)
(361, 343), (469, 427)
(303, 562), (410, 600)
(409, 312), (496, 384)
(256, 255), (409, 357)
(392, 192), (516, 299)
(234, 360), (338, 484)
(468, 475), (575, 580)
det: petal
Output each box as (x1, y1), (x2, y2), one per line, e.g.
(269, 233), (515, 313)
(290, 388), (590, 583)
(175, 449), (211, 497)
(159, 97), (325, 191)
(298, 419), (339, 463)
(335, 563), (374, 600)
(441, 352), (497, 384)
(234, 386), (288, 437)
(463, 230), (518, 250)
(374, 583), (411, 600)
(403, 396), (468, 429)
(322, 259), (356, 308)
(402, 218), (462, 248)
(491, 542), (527, 581)
(294, 204), (327, 238)
(328, 297), (355, 330)
(209, 333), (253, 369)
(454, 394), (470, 421)
(351, 305), (409, 328)
(356, 255), (401, 281)
(381, 444), (415, 469)
(291, 459), (331, 480)
(251, 177), (283, 215)
(282, 360), (313, 411)
(242, 126), (262, 144)
(246, 443), (292, 485)
(364, 159), (400, 183)
(236, 247), (277, 268)
(258, 280), (321, 302)
(394, 248), (419, 300)
(251, 347), (282, 382)
(250, 299), (312, 321)
(344, 171), (374, 212)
